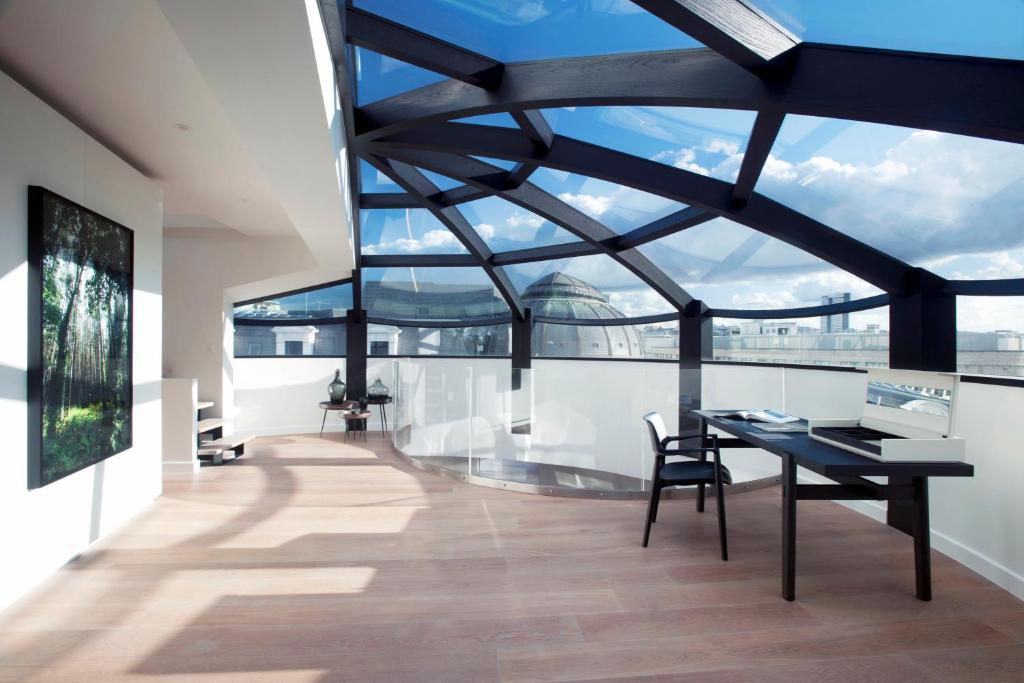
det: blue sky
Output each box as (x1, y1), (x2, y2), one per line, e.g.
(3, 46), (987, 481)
(353, 1), (1024, 332)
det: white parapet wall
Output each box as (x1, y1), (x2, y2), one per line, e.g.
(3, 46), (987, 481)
(161, 378), (199, 474)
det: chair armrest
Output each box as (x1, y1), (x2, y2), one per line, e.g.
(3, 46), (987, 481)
(662, 433), (718, 449)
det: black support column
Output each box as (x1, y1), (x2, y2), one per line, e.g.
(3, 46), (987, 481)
(346, 308), (367, 401)
(511, 308), (532, 374)
(887, 269), (956, 534)
(510, 309), (532, 434)
(679, 302), (712, 436)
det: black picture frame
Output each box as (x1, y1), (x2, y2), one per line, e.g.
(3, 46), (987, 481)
(27, 186), (135, 489)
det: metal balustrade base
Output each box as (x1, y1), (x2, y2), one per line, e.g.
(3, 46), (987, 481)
(392, 448), (781, 500)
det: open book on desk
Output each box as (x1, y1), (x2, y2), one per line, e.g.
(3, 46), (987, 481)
(716, 409), (800, 424)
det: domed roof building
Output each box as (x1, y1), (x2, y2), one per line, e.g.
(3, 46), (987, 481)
(524, 273), (645, 358)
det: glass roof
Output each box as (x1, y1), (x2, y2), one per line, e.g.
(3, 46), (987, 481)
(360, 209), (469, 255)
(544, 107), (757, 179)
(638, 217), (882, 308)
(353, 0), (702, 62)
(360, 159), (401, 193)
(755, 115), (1024, 280)
(505, 254), (675, 318)
(234, 282), (353, 320)
(452, 113), (519, 128)
(362, 267), (510, 321)
(457, 196), (581, 251)
(355, 46), (444, 105)
(529, 167), (687, 234)
(750, 0), (1024, 60)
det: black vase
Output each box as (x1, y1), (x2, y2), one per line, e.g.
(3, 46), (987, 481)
(327, 370), (346, 403)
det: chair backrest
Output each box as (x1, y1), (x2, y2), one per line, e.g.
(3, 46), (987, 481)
(643, 411), (668, 454)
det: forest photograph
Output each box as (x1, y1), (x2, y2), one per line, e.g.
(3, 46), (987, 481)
(30, 187), (133, 487)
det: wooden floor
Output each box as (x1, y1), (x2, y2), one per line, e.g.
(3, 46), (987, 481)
(1, 435), (1022, 682)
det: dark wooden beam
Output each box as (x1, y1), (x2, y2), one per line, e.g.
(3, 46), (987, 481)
(731, 109), (784, 205)
(430, 185), (492, 207)
(504, 162), (538, 190)
(367, 124), (913, 293)
(359, 192), (420, 209)
(612, 206), (712, 250)
(630, 0), (798, 72)
(492, 241), (599, 266)
(362, 155), (525, 320)
(355, 45), (1024, 146)
(711, 293), (890, 319)
(944, 278), (1024, 296)
(370, 149), (695, 309)
(361, 254), (477, 267)
(511, 109), (555, 150)
(345, 6), (504, 89)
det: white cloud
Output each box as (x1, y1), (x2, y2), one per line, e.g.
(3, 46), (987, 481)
(363, 229), (462, 254)
(558, 192), (611, 217)
(506, 212), (545, 229)
(705, 139), (740, 156)
(475, 223), (495, 239)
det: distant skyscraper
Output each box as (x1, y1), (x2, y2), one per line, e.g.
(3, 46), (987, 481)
(820, 292), (851, 333)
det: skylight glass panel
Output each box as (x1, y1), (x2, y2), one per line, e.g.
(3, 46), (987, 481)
(543, 107), (757, 180)
(360, 209), (468, 255)
(362, 267), (510, 321)
(505, 254), (674, 318)
(458, 196), (580, 251)
(354, 46), (445, 105)
(418, 168), (462, 191)
(530, 167), (687, 234)
(360, 159), (401, 193)
(234, 282), (353, 320)
(353, 0), (702, 61)
(755, 115), (1024, 280)
(452, 113), (519, 128)
(637, 217), (882, 309)
(750, 0), (1024, 60)
(469, 156), (517, 171)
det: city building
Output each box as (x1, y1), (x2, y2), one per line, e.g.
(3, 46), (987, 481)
(820, 291), (852, 332)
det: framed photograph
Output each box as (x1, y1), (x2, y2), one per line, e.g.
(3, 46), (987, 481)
(27, 186), (134, 488)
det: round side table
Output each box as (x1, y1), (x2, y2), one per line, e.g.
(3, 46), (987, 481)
(318, 401), (357, 437)
(363, 396), (393, 434)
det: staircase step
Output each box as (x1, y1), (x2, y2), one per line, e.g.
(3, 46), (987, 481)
(197, 418), (225, 434)
(197, 401), (215, 410)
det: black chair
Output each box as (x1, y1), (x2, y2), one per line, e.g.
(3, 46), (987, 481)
(642, 412), (732, 560)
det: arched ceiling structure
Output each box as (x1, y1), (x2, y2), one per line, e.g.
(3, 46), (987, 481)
(319, 0), (1024, 325)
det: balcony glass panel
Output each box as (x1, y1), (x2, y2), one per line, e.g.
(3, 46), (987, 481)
(505, 254), (675, 318)
(368, 323), (511, 357)
(750, 0), (1024, 60)
(713, 309), (890, 368)
(755, 114), (1024, 279)
(354, 46), (444, 105)
(360, 208), (469, 255)
(637, 217), (883, 308)
(363, 267), (510, 322)
(544, 106), (756, 180)
(957, 296), (1024, 377)
(529, 166), (686, 234)
(458, 196), (580, 251)
(353, 0), (701, 61)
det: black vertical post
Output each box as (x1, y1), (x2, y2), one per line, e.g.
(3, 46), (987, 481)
(887, 268), (955, 534)
(346, 308), (367, 401)
(678, 301), (711, 437)
(511, 308), (532, 374)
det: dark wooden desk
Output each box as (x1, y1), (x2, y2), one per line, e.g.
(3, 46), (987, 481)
(693, 410), (974, 602)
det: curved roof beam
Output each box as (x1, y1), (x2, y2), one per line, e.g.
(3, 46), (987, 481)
(361, 155), (525, 321)
(368, 149), (697, 310)
(365, 124), (914, 294)
(345, 6), (504, 89)
(356, 46), (1024, 146)
(630, 0), (799, 73)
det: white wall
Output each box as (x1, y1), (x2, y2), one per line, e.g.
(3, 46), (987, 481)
(234, 357), (347, 435)
(0, 71), (163, 611)
(162, 229), (318, 421)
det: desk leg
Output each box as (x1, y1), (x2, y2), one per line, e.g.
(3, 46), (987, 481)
(697, 419), (708, 513)
(379, 404), (388, 435)
(320, 409), (328, 438)
(782, 453), (797, 601)
(912, 477), (932, 601)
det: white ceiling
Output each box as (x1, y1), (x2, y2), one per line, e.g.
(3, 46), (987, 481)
(0, 0), (354, 273)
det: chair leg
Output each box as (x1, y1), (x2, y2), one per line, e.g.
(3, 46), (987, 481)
(642, 482), (662, 548)
(697, 483), (705, 513)
(714, 452), (728, 561)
